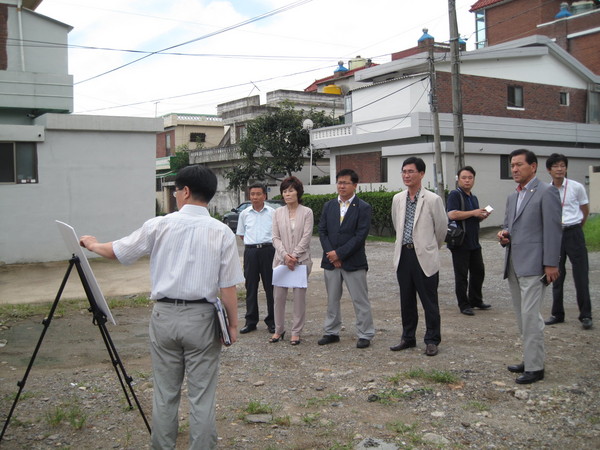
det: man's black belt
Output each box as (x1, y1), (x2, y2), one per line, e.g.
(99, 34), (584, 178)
(563, 223), (581, 231)
(157, 297), (209, 305)
(245, 243), (273, 248)
(402, 243), (415, 249)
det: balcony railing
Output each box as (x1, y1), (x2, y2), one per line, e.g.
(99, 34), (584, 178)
(189, 145), (241, 164)
(312, 125), (352, 140)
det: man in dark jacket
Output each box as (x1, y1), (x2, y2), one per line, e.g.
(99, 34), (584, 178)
(318, 169), (375, 349)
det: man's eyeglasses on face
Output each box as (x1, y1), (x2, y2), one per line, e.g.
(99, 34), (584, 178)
(337, 181), (353, 186)
(173, 189), (179, 198)
(402, 170), (418, 175)
(551, 164), (566, 169)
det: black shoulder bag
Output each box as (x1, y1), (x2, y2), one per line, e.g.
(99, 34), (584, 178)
(445, 191), (466, 249)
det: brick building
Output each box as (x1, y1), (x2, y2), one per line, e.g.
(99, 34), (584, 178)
(308, 32), (600, 225)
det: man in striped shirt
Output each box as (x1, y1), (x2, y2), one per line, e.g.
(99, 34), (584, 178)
(80, 165), (244, 449)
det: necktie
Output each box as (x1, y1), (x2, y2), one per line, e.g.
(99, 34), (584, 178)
(340, 200), (349, 223)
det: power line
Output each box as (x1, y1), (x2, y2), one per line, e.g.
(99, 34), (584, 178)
(74, 0), (314, 85)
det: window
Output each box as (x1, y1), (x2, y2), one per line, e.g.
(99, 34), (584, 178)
(507, 86), (523, 108)
(475, 11), (486, 49)
(500, 155), (512, 180)
(559, 92), (569, 106)
(380, 157), (388, 182)
(190, 132), (206, 143)
(344, 95), (352, 123)
(0, 142), (38, 184)
(165, 134), (171, 155)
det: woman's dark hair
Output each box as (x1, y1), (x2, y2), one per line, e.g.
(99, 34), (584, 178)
(280, 176), (304, 203)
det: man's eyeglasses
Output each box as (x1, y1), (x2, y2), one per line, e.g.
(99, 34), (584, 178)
(551, 164), (567, 169)
(402, 170), (418, 175)
(172, 189), (179, 198)
(336, 181), (353, 186)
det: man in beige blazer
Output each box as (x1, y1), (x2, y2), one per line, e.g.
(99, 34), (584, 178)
(390, 157), (447, 356)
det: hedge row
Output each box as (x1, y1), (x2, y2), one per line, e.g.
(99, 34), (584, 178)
(277, 191), (402, 237)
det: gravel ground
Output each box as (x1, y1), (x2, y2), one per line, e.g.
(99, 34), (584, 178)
(1, 234), (599, 449)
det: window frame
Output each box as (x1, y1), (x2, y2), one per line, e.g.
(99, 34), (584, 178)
(507, 85), (524, 109)
(0, 141), (39, 184)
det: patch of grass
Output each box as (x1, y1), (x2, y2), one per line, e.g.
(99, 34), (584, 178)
(243, 400), (273, 415)
(329, 442), (353, 450)
(386, 421), (422, 445)
(0, 296), (151, 323)
(45, 402), (87, 429)
(302, 412), (321, 425)
(403, 368), (459, 384)
(465, 400), (489, 412)
(588, 415), (600, 425)
(371, 387), (432, 405)
(46, 406), (67, 427)
(584, 214), (600, 252)
(305, 393), (344, 407)
(107, 296), (152, 309)
(273, 415), (290, 426)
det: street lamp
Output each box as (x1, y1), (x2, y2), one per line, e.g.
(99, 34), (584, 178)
(302, 119), (314, 185)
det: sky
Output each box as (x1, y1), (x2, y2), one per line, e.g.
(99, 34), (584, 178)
(35, 0), (478, 118)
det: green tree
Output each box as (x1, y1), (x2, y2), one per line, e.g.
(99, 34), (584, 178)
(225, 102), (340, 189)
(170, 138), (204, 172)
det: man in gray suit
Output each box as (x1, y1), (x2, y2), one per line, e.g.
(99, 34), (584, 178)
(498, 149), (562, 384)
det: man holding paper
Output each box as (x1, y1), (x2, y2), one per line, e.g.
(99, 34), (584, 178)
(80, 165), (244, 449)
(271, 176), (313, 345)
(446, 166), (492, 316)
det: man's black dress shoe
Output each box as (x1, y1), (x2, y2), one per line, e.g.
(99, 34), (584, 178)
(516, 370), (544, 384)
(317, 334), (340, 345)
(239, 325), (257, 334)
(582, 318), (593, 330)
(390, 340), (416, 351)
(461, 308), (475, 316)
(425, 344), (438, 356)
(507, 362), (525, 373)
(545, 316), (564, 325)
(474, 303), (492, 310)
(268, 326), (276, 334)
(356, 338), (370, 349)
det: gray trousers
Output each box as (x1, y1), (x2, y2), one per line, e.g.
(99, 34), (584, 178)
(273, 286), (307, 336)
(507, 260), (546, 372)
(149, 302), (221, 450)
(323, 268), (375, 340)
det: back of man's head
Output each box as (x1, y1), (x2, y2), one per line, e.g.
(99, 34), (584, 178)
(175, 165), (217, 203)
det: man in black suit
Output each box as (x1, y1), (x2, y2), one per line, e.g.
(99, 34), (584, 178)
(318, 169), (375, 349)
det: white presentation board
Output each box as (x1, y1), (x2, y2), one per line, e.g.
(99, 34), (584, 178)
(56, 221), (116, 325)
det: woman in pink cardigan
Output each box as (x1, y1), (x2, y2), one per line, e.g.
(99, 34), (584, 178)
(270, 176), (314, 345)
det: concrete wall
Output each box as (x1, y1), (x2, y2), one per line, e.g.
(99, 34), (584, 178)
(0, 113), (163, 264)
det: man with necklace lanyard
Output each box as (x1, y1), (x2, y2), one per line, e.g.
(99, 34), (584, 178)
(544, 153), (593, 330)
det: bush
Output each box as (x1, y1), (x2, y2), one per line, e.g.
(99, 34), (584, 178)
(584, 214), (600, 252)
(302, 191), (401, 237)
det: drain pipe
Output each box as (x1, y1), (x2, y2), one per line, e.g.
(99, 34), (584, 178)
(17, 0), (25, 71)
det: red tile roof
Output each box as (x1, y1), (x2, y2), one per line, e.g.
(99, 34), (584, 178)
(470, 0), (507, 12)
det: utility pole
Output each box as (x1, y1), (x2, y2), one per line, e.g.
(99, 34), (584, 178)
(427, 34), (445, 203)
(448, 0), (465, 176)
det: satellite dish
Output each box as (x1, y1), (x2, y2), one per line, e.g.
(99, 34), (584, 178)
(302, 119), (314, 130)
